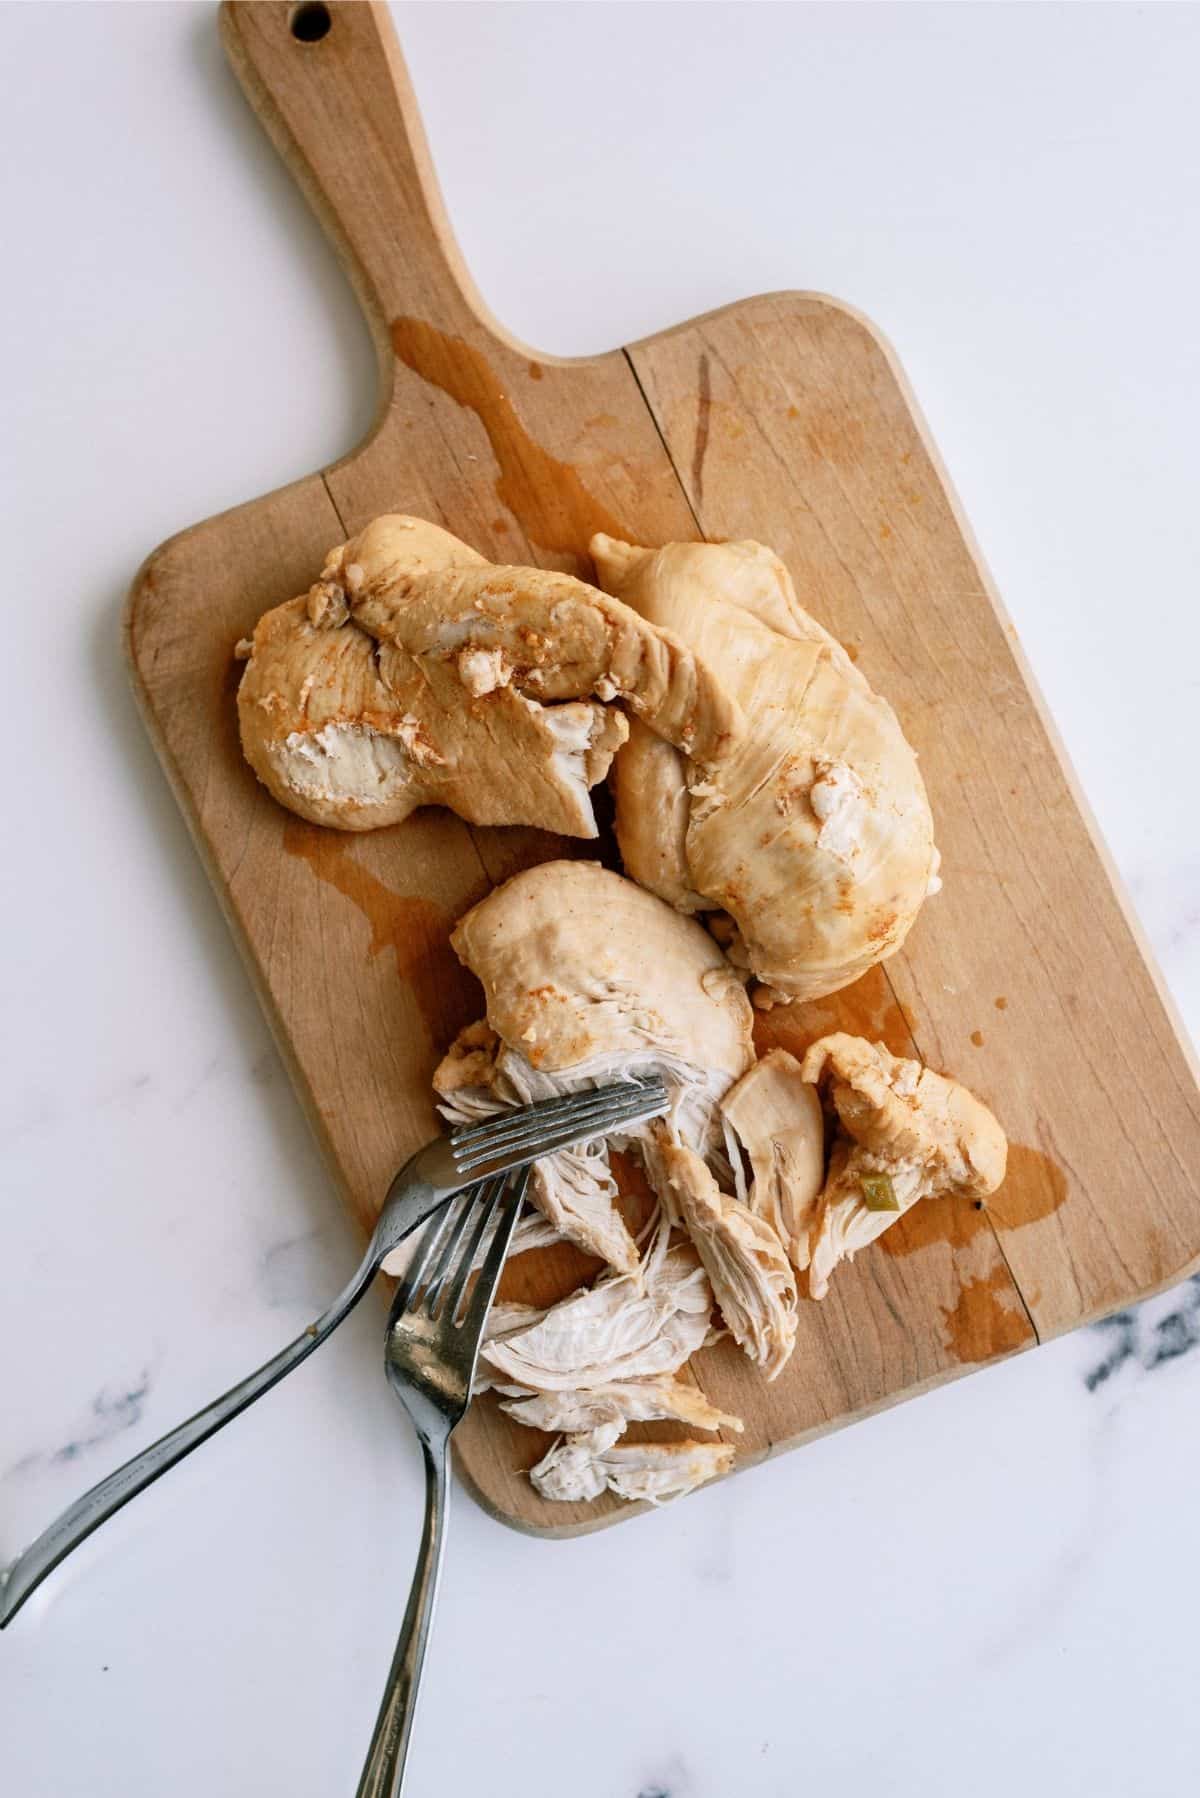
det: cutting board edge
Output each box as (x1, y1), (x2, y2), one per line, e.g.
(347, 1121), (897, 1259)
(790, 286), (1200, 1096)
(457, 1320), (1039, 1538)
(122, 482), (366, 1222)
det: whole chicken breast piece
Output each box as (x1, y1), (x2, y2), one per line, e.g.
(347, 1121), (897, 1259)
(439, 861), (755, 1269)
(800, 1032), (1008, 1299)
(440, 860), (756, 1278)
(654, 1129), (799, 1380)
(237, 514), (740, 837)
(721, 1049), (825, 1272)
(591, 534), (938, 1003)
(530, 1438), (735, 1505)
(448, 860), (754, 1079)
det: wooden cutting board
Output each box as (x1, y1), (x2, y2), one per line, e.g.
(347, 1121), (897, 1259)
(127, 0), (1200, 1534)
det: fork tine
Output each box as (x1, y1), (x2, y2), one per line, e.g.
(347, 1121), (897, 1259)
(463, 1167), (530, 1338)
(448, 1088), (610, 1148)
(458, 1094), (666, 1175)
(451, 1079), (667, 1174)
(438, 1176), (507, 1321)
(449, 1078), (665, 1153)
(423, 1177), (502, 1317)
(392, 1192), (464, 1311)
(414, 1190), (477, 1315)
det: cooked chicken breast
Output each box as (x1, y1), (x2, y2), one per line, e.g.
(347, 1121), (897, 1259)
(237, 514), (739, 837)
(591, 534), (939, 1003)
(801, 1032), (1008, 1298)
(436, 861), (755, 1275)
(448, 861), (753, 1081)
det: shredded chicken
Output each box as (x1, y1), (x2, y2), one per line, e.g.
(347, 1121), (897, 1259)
(437, 1023), (641, 1274)
(479, 1227), (715, 1392)
(801, 1032), (1008, 1298)
(530, 1439), (735, 1505)
(721, 1049), (825, 1271)
(653, 1130), (798, 1380)
(591, 534), (938, 1003)
(237, 514), (740, 836)
(498, 1376), (743, 1439)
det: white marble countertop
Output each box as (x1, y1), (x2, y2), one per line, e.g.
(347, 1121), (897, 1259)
(4, 5), (1199, 1793)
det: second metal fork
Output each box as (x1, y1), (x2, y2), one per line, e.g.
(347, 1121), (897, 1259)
(356, 1165), (530, 1798)
(0, 1078), (666, 1628)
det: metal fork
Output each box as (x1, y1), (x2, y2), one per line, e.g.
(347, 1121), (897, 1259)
(356, 1164), (530, 1798)
(0, 1078), (666, 1628)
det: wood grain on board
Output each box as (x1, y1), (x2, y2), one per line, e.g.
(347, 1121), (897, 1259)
(125, 1), (1200, 1535)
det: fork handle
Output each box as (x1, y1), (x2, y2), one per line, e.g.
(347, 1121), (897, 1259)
(0, 1254), (378, 1629)
(357, 1431), (450, 1798)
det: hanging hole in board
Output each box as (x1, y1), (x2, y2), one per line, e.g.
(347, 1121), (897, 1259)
(290, 3), (332, 44)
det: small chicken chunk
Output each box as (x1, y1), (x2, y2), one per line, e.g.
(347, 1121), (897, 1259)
(498, 1376), (743, 1440)
(653, 1130), (798, 1380)
(530, 1438), (735, 1505)
(801, 1032), (1008, 1298)
(721, 1049), (825, 1272)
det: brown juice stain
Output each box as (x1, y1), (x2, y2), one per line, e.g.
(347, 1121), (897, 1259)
(282, 819), (480, 1048)
(941, 1269), (1031, 1364)
(987, 1144), (1069, 1232)
(753, 969), (1069, 1268)
(881, 1192), (989, 1258)
(753, 964), (917, 1062)
(881, 1143), (1068, 1260)
(994, 995), (1008, 1010)
(389, 317), (630, 557)
(970, 1029), (985, 1047)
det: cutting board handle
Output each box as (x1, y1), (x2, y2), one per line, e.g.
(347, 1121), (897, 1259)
(220, 0), (497, 368)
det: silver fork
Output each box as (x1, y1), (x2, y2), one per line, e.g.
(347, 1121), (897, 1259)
(0, 1078), (666, 1628)
(356, 1164), (530, 1798)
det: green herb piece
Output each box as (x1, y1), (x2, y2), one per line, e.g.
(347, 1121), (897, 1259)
(860, 1173), (899, 1212)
